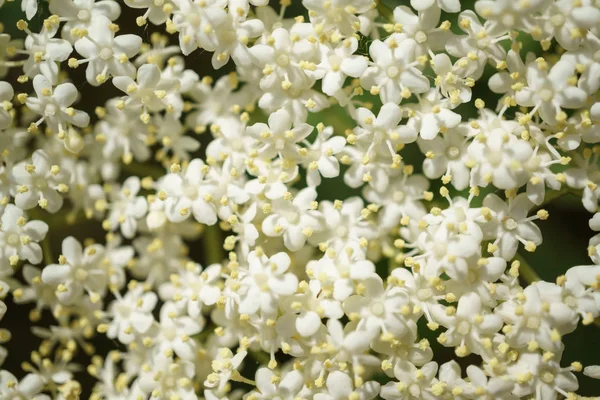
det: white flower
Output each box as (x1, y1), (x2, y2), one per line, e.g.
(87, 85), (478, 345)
(343, 275), (412, 341)
(463, 364), (516, 399)
(303, 0), (373, 36)
(417, 125), (471, 190)
(507, 352), (578, 400)
(246, 108), (313, 160)
(249, 26), (320, 91)
(0, 372), (47, 400)
(73, 15), (142, 85)
(316, 196), (378, 255)
(406, 89), (462, 140)
(204, 348), (247, 392)
(94, 98), (151, 168)
(155, 301), (204, 360)
(495, 282), (578, 352)
(153, 113), (200, 162)
(158, 263), (222, 318)
(480, 193), (544, 259)
(0, 204), (48, 267)
(106, 176), (148, 239)
(352, 102), (417, 161)
(474, 0), (545, 34)
(49, 0), (121, 42)
(0, 82), (14, 131)
(360, 36), (430, 104)
(392, 6), (449, 57)
(515, 59), (588, 124)
(41, 236), (107, 304)
(261, 187), (324, 251)
(124, 0), (173, 25)
(380, 361), (439, 400)
(302, 124), (346, 187)
(22, 22), (73, 84)
(314, 371), (380, 400)
(247, 368), (304, 400)
(432, 292), (502, 356)
(26, 75), (89, 134)
(467, 111), (533, 189)
(170, 0), (229, 56)
(238, 250), (298, 316)
(159, 159), (218, 226)
(316, 37), (368, 96)
(113, 63), (181, 120)
(12, 150), (70, 213)
(308, 252), (376, 302)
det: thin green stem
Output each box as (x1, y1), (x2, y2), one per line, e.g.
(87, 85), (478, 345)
(375, 0), (393, 22)
(204, 225), (225, 265)
(41, 237), (53, 265)
(231, 371), (256, 386)
(122, 162), (165, 180)
(514, 252), (541, 283)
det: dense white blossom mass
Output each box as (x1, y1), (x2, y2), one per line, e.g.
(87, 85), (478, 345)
(0, 0), (599, 398)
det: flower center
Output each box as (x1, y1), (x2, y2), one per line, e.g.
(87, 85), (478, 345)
(539, 88), (554, 102)
(417, 288), (432, 301)
(35, 177), (48, 189)
(386, 66), (400, 79)
(184, 185), (198, 199)
(283, 208), (300, 224)
(163, 326), (177, 341)
(335, 225), (349, 238)
(77, 9), (91, 21)
(117, 304), (132, 318)
(415, 31), (428, 44)
(457, 320), (471, 335)
(503, 218), (518, 230)
(551, 14), (565, 27)
(100, 47), (114, 61)
(370, 301), (385, 316)
(44, 104), (57, 117)
(7, 233), (19, 246)
(75, 268), (89, 281)
(393, 190), (405, 202)
(541, 371), (555, 384)
(501, 14), (515, 27)
(186, 13), (201, 27)
(446, 146), (460, 160)
(276, 53), (290, 67)
(526, 315), (541, 329)
(488, 151), (503, 167)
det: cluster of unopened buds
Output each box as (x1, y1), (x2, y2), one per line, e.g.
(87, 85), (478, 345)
(1, 0), (600, 398)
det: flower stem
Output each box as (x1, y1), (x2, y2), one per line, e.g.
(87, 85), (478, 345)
(204, 225), (224, 265)
(375, 0), (393, 22)
(231, 371), (256, 386)
(514, 252), (541, 283)
(42, 237), (53, 265)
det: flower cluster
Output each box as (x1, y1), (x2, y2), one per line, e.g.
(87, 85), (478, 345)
(0, 0), (600, 398)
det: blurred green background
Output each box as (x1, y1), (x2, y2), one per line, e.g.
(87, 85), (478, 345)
(1, 0), (599, 396)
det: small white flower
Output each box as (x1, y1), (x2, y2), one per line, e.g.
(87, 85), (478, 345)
(73, 15), (142, 85)
(0, 204), (48, 267)
(360, 36), (430, 104)
(106, 176), (148, 239)
(12, 150), (70, 213)
(26, 75), (90, 134)
(261, 187), (324, 251)
(516, 60), (588, 124)
(238, 250), (298, 316)
(246, 108), (313, 160)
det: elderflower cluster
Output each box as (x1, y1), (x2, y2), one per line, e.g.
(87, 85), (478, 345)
(0, 0), (600, 398)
